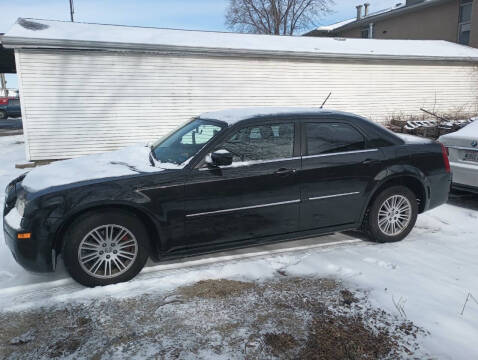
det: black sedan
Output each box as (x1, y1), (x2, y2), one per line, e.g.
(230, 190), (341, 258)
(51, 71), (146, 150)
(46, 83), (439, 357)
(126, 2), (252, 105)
(3, 108), (451, 286)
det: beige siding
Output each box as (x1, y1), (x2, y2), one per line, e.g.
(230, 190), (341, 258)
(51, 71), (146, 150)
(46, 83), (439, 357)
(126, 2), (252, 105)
(340, 1), (460, 42)
(471, 0), (478, 48)
(16, 49), (478, 160)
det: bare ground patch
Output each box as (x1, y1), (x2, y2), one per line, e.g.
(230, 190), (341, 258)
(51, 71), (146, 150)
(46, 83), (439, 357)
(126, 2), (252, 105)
(178, 279), (256, 299)
(0, 277), (426, 359)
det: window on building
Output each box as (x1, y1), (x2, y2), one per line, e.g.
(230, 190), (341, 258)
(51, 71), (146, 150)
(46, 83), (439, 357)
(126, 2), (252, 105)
(458, 0), (473, 45)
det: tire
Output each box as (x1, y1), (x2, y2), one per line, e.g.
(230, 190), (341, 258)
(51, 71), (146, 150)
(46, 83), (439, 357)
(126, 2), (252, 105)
(363, 186), (418, 243)
(62, 210), (149, 287)
(0, 110), (7, 119)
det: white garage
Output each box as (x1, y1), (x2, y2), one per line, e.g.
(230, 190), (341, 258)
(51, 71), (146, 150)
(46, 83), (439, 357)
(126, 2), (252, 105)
(2, 18), (478, 161)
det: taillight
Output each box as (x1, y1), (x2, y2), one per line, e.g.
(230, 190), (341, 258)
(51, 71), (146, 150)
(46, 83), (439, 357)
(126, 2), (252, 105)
(0, 98), (8, 105)
(440, 143), (450, 173)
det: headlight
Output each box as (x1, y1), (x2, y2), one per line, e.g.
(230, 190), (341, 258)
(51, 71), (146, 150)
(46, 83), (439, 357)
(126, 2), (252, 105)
(15, 198), (26, 217)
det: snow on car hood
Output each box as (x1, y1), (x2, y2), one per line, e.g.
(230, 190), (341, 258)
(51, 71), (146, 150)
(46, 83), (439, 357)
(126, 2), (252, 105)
(22, 144), (166, 193)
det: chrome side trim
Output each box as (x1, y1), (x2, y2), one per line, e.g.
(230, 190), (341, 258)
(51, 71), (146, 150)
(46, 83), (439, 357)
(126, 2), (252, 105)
(447, 146), (478, 152)
(309, 192), (360, 201)
(198, 156), (301, 171)
(186, 199), (301, 218)
(302, 149), (378, 159)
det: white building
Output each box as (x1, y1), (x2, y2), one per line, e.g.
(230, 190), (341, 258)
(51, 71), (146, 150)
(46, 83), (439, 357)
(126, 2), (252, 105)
(2, 18), (478, 161)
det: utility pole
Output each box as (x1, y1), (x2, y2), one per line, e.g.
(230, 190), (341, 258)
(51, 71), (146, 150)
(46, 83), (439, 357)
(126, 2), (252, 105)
(69, 0), (75, 22)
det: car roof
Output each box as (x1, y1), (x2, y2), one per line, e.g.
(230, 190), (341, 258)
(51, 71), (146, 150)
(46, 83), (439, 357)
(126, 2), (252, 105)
(197, 107), (360, 125)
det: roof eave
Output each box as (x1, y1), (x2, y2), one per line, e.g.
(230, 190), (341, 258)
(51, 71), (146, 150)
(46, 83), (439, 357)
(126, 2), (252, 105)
(3, 36), (478, 63)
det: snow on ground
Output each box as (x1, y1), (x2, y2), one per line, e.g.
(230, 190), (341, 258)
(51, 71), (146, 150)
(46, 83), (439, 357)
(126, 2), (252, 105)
(1, 135), (478, 358)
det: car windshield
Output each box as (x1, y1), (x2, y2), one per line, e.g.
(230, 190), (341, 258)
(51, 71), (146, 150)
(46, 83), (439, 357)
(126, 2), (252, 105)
(151, 118), (226, 165)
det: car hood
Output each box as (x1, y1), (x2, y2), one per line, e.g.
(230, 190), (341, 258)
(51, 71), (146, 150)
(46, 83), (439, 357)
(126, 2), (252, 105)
(21, 144), (176, 193)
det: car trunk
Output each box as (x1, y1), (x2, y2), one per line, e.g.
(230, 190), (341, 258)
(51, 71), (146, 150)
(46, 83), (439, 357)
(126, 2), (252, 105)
(439, 122), (478, 164)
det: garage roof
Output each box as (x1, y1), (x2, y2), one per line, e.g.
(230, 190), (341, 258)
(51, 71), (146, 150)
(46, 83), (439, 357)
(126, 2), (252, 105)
(3, 18), (478, 62)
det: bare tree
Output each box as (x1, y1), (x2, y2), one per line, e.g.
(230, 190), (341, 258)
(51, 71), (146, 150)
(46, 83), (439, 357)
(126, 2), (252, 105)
(225, 0), (334, 35)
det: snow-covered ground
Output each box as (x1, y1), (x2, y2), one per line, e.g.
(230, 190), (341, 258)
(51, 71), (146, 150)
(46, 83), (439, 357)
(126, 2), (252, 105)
(1, 135), (478, 359)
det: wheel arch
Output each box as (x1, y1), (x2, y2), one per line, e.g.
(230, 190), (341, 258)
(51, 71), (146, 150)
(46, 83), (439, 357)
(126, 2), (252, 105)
(363, 174), (428, 224)
(53, 204), (161, 260)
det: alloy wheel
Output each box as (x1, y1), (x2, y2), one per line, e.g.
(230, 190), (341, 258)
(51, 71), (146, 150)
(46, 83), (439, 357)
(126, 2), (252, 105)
(377, 195), (412, 236)
(78, 224), (138, 279)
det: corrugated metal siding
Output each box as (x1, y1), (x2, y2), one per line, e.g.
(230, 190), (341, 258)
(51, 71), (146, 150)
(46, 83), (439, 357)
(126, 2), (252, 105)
(16, 49), (478, 160)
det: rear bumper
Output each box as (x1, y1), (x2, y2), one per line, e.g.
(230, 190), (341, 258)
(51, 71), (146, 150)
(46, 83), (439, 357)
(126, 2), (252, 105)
(450, 161), (478, 189)
(425, 172), (452, 211)
(3, 213), (54, 273)
(452, 183), (478, 194)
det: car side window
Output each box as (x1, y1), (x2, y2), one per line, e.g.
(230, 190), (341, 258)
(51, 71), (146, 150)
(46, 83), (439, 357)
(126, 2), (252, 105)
(218, 123), (294, 163)
(306, 122), (365, 155)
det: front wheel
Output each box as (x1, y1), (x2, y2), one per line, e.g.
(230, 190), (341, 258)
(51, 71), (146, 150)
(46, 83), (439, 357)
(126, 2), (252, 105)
(0, 110), (7, 119)
(62, 210), (149, 287)
(364, 186), (418, 243)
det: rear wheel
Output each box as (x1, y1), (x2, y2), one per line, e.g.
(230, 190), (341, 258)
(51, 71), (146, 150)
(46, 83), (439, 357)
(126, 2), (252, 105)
(0, 110), (7, 119)
(62, 210), (149, 287)
(364, 186), (418, 243)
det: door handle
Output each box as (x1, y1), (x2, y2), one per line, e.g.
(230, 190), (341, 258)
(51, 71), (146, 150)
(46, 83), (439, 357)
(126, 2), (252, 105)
(274, 168), (296, 176)
(361, 158), (380, 165)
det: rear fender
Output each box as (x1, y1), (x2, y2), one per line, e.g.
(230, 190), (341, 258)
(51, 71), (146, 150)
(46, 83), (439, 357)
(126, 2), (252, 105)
(360, 165), (430, 222)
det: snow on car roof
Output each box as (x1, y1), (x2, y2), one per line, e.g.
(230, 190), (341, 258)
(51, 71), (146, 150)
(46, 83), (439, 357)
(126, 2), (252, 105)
(198, 107), (351, 125)
(3, 18), (478, 62)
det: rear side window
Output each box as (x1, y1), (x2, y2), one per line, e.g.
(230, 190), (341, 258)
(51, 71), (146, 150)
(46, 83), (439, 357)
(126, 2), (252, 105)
(306, 122), (365, 155)
(219, 123), (294, 162)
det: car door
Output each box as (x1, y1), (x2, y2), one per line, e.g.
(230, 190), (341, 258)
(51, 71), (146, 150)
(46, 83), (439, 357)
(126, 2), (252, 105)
(176, 120), (301, 251)
(299, 118), (384, 231)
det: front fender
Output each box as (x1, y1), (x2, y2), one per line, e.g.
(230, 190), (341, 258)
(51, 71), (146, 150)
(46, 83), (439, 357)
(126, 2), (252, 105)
(40, 181), (165, 258)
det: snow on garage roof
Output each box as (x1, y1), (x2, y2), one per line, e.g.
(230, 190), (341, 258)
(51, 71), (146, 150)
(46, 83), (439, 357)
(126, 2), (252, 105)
(3, 18), (478, 62)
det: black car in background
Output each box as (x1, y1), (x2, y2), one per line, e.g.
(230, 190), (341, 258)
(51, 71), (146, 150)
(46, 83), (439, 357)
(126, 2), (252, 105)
(0, 97), (21, 119)
(3, 108), (451, 287)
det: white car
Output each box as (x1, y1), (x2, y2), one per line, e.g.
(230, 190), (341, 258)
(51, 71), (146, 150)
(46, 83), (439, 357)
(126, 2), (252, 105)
(439, 120), (478, 193)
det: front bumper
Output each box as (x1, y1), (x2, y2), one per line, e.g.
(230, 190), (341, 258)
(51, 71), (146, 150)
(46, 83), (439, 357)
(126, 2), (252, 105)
(3, 211), (55, 273)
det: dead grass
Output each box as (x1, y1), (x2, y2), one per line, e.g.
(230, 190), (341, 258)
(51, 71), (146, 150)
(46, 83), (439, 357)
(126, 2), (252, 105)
(178, 279), (256, 299)
(0, 277), (425, 359)
(340, 289), (359, 306)
(300, 313), (397, 360)
(263, 332), (298, 356)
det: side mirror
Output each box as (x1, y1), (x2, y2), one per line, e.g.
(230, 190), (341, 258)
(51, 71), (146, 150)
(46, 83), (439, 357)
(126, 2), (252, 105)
(206, 149), (233, 166)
